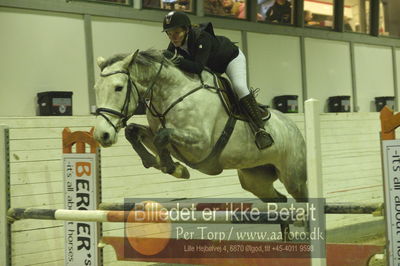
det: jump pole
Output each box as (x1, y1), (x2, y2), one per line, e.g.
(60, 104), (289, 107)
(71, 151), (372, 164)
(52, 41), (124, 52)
(0, 125), (10, 266)
(7, 208), (304, 224)
(99, 201), (383, 214)
(304, 99), (326, 266)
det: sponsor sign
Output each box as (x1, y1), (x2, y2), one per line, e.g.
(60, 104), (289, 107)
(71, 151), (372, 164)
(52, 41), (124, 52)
(382, 140), (400, 266)
(63, 154), (98, 266)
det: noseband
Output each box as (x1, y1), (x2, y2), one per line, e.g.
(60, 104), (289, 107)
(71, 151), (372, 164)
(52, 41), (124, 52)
(95, 70), (141, 133)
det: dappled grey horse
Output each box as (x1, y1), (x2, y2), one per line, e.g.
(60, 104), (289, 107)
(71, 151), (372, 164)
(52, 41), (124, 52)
(93, 49), (307, 202)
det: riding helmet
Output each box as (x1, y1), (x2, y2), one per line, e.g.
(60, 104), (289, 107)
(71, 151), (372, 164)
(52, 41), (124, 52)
(162, 11), (191, 32)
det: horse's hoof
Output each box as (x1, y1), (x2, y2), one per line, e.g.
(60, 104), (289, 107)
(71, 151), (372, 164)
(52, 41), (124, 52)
(171, 164), (190, 179)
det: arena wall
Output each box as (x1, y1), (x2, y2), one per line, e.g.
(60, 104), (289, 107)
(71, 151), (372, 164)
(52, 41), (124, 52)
(1, 6), (399, 116)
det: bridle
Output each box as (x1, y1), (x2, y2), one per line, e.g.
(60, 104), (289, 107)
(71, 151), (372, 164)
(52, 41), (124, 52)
(95, 69), (142, 133)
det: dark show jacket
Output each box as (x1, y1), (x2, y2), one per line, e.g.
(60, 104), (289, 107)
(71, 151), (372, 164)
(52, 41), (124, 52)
(166, 26), (239, 74)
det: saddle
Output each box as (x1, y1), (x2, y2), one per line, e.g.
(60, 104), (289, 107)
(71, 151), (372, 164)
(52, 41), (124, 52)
(215, 75), (270, 121)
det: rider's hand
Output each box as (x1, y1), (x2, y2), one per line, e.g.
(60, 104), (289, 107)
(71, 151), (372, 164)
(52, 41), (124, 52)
(162, 50), (174, 59)
(162, 50), (182, 64)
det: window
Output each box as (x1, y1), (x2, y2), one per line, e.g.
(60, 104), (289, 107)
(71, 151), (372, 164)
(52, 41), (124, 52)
(304, 0), (334, 29)
(143, 0), (193, 12)
(343, 0), (369, 33)
(204, 0), (247, 20)
(379, 0), (400, 37)
(258, 0), (294, 24)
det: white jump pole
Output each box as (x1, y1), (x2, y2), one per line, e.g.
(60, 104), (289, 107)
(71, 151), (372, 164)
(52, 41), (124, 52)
(0, 125), (10, 266)
(304, 99), (326, 266)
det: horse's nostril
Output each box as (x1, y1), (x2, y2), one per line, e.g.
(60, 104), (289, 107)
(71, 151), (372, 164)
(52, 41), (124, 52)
(103, 132), (110, 141)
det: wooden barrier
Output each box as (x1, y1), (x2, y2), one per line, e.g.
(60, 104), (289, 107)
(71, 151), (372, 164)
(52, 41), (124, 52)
(380, 106), (400, 140)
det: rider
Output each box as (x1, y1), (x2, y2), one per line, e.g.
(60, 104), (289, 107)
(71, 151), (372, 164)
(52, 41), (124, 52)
(162, 11), (273, 149)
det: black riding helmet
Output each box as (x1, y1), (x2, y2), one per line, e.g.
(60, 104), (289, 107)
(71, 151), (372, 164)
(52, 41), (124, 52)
(162, 11), (191, 32)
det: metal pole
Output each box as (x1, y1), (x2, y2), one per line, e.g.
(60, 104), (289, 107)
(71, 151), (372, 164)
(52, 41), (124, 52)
(370, 0), (380, 36)
(0, 125), (10, 266)
(392, 46), (399, 111)
(99, 201), (383, 214)
(300, 37), (308, 112)
(334, 0), (344, 32)
(84, 14), (96, 114)
(350, 41), (358, 112)
(196, 0), (204, 17)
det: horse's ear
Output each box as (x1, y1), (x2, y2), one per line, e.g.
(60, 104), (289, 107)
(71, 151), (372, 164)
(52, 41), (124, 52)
(122, 50), (139, 69)
(96, 57), (106, 68)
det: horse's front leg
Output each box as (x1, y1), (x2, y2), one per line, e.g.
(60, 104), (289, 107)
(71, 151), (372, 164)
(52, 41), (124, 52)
(125, 123), (160, 170)
(153, 127), (203, 179)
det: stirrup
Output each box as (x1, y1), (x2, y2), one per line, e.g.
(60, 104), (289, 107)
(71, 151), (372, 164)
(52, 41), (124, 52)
(255, 129), (274, 150)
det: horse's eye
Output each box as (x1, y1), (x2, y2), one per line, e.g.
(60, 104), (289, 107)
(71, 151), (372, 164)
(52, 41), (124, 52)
(115, 86), (123, 92)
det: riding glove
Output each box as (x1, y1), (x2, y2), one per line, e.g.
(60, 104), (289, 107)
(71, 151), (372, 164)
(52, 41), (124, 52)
(162, 49), (182, 64)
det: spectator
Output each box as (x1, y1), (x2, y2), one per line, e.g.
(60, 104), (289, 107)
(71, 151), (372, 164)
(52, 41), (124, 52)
(265, 0), (291, 24)
(176, 0), (191, 11)
(143, 0), (160, 8)
(257, 0), (275, 21)
(304, 10), (320, 26)
(143, 0), (161, 8)
(344, 16), (353, 31)
(221, 0), (246, 19)
(204, 0), (226, 16)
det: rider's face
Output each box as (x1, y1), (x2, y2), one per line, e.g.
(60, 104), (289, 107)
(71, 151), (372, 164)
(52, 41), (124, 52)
(166, 27), (187, 47)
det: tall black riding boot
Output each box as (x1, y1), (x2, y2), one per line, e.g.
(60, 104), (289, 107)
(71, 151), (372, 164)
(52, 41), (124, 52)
(240, 93), (274, 149)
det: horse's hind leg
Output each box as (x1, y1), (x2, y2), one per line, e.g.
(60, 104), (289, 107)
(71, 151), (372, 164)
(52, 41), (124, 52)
(238, 165), (291, 241)
(280, 168), (308, 202)
(125, 123), (159, 169)
(279, 167), (310, 235)
(238, 165), (286, 202)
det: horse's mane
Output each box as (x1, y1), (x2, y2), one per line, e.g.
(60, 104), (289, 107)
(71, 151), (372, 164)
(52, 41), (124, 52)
(136, 49), (173, 67)
(99, 49), (173, 71)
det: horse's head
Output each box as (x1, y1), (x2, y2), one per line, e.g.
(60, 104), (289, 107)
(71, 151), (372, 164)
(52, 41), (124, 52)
(93, 50), (140, 147)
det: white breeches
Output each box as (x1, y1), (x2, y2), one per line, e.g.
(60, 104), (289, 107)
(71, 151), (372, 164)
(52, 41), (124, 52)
(225, 49), (250, 99)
